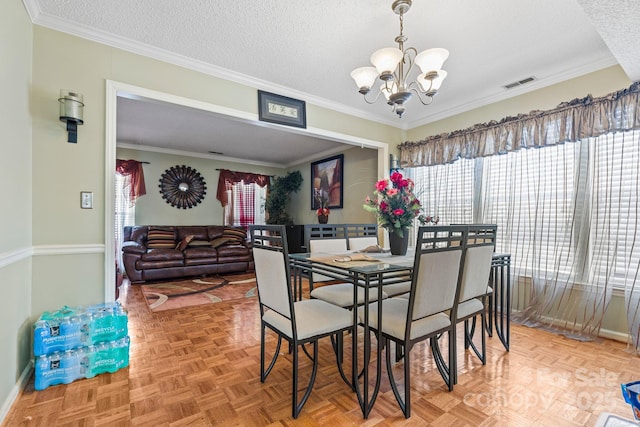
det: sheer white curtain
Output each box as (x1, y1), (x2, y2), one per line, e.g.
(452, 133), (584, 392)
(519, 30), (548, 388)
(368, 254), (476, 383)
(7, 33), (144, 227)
(223, 182), (267, 228)
(409, 129), (640, 352)
(115, 173), (135, 275)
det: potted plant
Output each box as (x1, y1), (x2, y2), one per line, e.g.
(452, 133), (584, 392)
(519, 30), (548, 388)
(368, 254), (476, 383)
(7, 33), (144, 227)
(265, 170), (303, 225)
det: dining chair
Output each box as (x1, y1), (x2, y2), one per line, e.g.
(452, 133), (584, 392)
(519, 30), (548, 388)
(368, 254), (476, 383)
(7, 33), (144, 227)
(249, 224), (353, 419)
(345, 223), (378, 251)
(308, 237), (387, 308)
(357, 225), (468, 418)
(343, 227), (412, 298)
(452, 224), (497, 382)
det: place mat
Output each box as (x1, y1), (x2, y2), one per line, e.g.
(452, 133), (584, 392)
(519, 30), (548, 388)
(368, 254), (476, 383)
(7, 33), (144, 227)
(308, 253), (382, 268)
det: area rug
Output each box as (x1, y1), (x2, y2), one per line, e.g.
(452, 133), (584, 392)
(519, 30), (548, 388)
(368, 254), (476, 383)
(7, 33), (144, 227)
(141, 273), (257, 312)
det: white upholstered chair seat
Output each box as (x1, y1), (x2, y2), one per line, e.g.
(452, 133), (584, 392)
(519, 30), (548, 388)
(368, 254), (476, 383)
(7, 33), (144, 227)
(357, 298), (451, 341)
(456, 298), (484, 320)
(380, 280), (412, 297)
(263, 299), (353, 340)
(310, 284), (388, 308)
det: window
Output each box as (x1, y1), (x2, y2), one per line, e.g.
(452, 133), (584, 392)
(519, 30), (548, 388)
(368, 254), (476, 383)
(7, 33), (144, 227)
(411, 129), (640, 290)
(225, 181), (267, 228)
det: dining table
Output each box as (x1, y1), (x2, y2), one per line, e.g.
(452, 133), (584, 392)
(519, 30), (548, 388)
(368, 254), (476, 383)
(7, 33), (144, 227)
(288, 249), (511, 418)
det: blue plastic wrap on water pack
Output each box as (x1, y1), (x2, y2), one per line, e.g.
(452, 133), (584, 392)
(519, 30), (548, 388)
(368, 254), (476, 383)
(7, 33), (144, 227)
(34, 336), (130, 390)
(621, 380), (640, 421)
(33, 302), (128, 356)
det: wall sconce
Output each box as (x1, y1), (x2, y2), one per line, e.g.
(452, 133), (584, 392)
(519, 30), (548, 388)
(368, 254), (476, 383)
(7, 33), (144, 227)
(58, 90), (84, 143)
(390, 154), (401, 172)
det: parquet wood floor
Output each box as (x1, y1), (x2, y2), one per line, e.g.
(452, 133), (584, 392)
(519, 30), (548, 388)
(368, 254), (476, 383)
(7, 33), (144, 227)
(4, 278), (640, 426)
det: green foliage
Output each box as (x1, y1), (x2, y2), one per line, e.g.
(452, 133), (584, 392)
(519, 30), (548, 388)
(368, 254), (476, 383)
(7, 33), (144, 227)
(265, 170), (303, 225)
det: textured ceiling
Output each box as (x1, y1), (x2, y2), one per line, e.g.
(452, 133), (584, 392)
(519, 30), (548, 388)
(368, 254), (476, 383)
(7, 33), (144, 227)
(24, 0), (639, 166)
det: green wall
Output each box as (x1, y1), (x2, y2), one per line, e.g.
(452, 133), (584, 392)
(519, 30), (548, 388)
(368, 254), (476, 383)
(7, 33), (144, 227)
(117, 145), (379, 227)
(117, 147), (285, 225)
(0, 0), (33, 418)
(289, 146), (378, 225)
(407, 65), (632, 142)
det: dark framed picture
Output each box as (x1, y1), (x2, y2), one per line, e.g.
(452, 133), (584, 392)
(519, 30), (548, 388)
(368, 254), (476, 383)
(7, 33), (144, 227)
(258, 90), (306, 128)
(311, 154), (343, 209)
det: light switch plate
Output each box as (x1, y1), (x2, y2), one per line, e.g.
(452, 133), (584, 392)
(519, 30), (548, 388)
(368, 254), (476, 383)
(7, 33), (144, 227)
(81, 191), (93, 209)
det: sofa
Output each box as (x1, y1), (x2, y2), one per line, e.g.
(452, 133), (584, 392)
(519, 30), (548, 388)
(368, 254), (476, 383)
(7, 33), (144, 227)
(122, 225), (254, 283)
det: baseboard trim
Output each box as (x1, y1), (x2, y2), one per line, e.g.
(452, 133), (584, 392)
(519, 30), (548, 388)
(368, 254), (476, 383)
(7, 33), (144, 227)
(511, 308), (631, 343)
(0, 362), (32, 425)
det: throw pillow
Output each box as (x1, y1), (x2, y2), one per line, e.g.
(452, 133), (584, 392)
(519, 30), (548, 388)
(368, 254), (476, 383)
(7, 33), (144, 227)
(223, 227), (247, 244)
(147, 227), (176, 248)
(210, 236), (233, 248)
(175, 234), (194, 251)
(188, 240), (211, 247)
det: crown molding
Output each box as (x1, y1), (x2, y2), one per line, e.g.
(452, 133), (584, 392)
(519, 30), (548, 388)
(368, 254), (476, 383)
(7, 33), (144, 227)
(117, 143), (286, 169)
(27, 6), (402, 129)
(407, 56), (619, 129)
(27, 1), (618, 132)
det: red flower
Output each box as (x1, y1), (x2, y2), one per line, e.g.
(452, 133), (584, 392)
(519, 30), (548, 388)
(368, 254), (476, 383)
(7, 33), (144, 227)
(393, 208), (405, 216)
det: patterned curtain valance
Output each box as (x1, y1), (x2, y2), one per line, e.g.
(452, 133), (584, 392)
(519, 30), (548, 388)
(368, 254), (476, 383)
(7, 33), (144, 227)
(399, 82), (640, 167)
(115, 159), (147, 205)
(216, 169), (271, 207)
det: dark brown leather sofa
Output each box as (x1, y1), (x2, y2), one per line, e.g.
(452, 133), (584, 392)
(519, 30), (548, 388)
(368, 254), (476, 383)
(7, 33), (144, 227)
(122, 225), (253, 283)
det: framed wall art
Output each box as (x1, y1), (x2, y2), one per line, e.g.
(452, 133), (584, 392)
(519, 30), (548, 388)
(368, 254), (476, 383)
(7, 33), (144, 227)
(311, 154), (343, 210)
(159, 165), (207, 209)
(258, 90), (306, 128)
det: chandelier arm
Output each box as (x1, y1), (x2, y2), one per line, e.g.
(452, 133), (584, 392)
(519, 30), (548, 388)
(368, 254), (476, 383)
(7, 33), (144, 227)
(401, 47), (418, 86)
(362, 90), (385, 105)
(408, 84), (434, 105)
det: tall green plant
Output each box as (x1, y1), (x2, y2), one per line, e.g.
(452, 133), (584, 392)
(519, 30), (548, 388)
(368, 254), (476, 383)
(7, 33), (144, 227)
(265, 170), (303, 225)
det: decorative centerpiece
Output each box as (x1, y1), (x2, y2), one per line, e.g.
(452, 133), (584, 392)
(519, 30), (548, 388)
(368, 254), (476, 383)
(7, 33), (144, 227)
(364, 171), (437, 255)
(315, 193), (330, 224)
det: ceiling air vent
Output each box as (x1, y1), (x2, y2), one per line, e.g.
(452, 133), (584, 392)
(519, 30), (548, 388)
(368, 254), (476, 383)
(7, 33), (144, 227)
(503, 76), (536, 90)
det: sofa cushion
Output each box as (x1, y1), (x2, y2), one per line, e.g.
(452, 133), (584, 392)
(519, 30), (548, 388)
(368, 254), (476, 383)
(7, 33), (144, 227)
(183, 247), (218, 259)
(217, 244), (251, 260)
(188, 240), (211, 247)
(185, 257), (218, 266)
(210, 236), (234, 248)
(208, 226), (225, 240)
(177, 226), (209, 242)
(147, 226), (176, 248)
(141, 248), (184, 262)
(137, 259), (184, 270)
(176, 235), (194, 251)
(223, 227), (247, 243)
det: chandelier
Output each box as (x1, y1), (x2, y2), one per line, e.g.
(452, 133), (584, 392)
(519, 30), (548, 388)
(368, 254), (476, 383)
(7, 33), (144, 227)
(350, 0), (449, 118)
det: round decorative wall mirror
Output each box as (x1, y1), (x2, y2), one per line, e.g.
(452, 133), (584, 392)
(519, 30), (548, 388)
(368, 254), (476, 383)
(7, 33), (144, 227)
(159, 165), (207, 209)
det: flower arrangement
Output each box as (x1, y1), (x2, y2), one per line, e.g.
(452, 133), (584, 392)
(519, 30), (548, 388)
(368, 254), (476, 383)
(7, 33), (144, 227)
(315, 192), (330, 217)
(364, 171), (439, 237)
